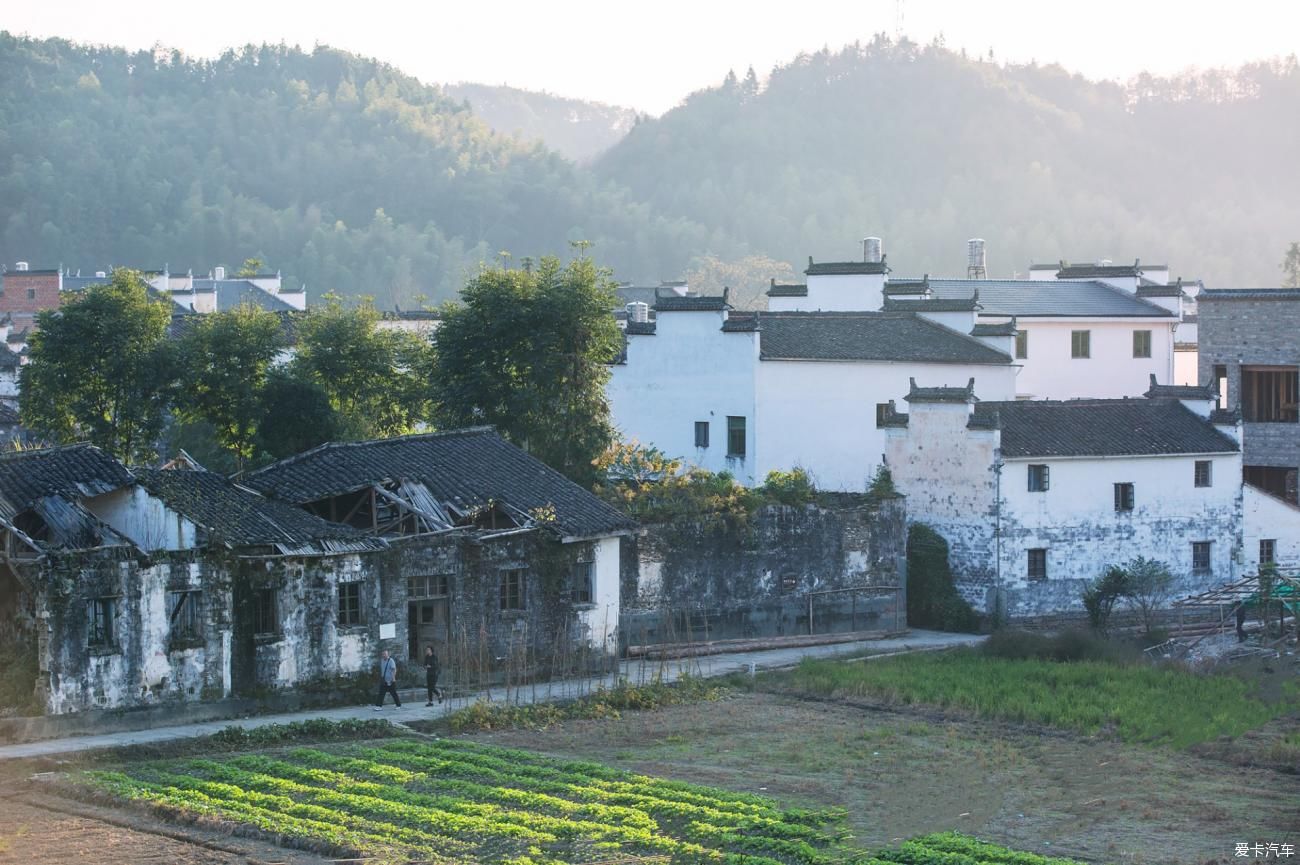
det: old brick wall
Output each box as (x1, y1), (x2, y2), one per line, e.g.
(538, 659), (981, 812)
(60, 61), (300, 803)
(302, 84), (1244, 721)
(621, 498), (907, 646)
(0, 270), (61, 319)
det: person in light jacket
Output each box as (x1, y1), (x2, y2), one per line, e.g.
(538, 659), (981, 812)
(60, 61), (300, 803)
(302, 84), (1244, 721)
(373, 649), (401, 710)
(424, 645), (444, 706)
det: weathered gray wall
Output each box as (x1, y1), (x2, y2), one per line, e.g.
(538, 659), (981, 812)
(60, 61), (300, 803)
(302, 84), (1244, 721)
(621, 498), (906, 645)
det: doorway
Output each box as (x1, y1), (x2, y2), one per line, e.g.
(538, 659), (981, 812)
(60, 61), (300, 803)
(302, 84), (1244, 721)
(407, 573), (451, 661)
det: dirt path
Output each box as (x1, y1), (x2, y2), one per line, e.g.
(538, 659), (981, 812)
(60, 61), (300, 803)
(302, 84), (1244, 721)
(470, 691), (1300, 865)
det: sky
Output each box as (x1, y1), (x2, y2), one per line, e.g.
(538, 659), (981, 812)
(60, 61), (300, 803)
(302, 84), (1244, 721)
(5, 0), (1298, 114)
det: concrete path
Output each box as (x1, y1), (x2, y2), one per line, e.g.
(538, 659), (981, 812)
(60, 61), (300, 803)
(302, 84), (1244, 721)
(0, 630), (983, 761)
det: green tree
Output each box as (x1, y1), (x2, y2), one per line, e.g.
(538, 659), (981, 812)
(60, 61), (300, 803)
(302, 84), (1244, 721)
(174, 304), (285, 469)
(433, 256), (621, 485)
(20, 270), (174, 462)
(292, 295), (431, 439)
(1282, 242), (1300, 287)
(235, 257), (266, 277)
(255, 369), (343, 460)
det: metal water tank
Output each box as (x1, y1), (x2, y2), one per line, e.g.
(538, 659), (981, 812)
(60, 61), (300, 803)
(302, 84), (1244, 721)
(626, 302), (649, 323)
(863, 237), (883, 264)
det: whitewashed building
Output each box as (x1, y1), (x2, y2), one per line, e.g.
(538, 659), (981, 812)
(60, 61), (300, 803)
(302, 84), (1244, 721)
(608, 267), (1018, 490)
(883, 379), (1244, 617)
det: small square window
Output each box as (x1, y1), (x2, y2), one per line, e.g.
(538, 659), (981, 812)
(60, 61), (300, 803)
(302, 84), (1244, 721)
(168, 590), (201, 641)
(1194, 460), (1212, 488)
(88, 597), (116, 647)
(338, 581), (362, 626)
(1114, 482), (1135, 512)
(571, 558), (594, 605)
(1027, 549), (1048, 581)
(407, 573), (449, 599)
(1132, 330), (1152, 358)
(500, 568), (526, 611)
(1260, 539), (1276, 565)
(1015, 329), (1028, 360)
(694, 421), (709, 448)
(26, 287), (36, 300)
(1192, 541), (1212, 572)
(1027, 464), (1050, 492)
(727, 416), (746, 458)
(254, 588), (278, 635)
(1071, 330), (1091, 359)
(875, 403), (892, 428)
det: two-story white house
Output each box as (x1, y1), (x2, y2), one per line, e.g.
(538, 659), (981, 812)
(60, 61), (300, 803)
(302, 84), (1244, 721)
(883, 378), (1244, 617)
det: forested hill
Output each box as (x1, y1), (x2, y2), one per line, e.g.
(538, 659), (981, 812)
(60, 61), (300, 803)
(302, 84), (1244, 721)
(595, 38), (1300, 285)
(0, 35), (708, 305)
(444, 83), (640, 163)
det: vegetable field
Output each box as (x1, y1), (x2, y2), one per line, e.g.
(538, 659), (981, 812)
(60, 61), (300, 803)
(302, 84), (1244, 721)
(84, 738), (863, 864)
(865, 832), (1092, 864)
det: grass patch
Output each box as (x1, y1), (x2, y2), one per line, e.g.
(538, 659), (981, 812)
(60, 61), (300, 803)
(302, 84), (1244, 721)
(774, 650), (1298, 748)
(865, 832), (1092, 864)
(444, 675), (727, 733)
(81, 738), (860, 864)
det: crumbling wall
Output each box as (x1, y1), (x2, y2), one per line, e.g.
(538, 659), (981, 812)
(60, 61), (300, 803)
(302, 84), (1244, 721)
(622, 498), (906, 646)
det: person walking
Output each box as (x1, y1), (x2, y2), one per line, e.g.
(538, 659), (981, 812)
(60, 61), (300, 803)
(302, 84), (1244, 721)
(423, 645), (444, 706)
(373, 649), (401, 710)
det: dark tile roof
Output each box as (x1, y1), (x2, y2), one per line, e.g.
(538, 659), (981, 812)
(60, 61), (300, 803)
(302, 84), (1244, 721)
(0, 403), (18, 425)
(383, 308), (441, 321)
(1056, 261), (1143, 279)
(1135, 284), (1185, 298)
(971, 399), (1239, 458)
(1143, 374), (1216, 400)
(0, 444), (133, 522)
(1209, 408), (1241, 425)
(1199, 288), (1300, 301)
(904, 377), (977, 404)
(883, 278), (930, 296)
(653, 293), (727, 312)
(624, 321), (657, 336)
(970, 321), (1018, 337)
(911, 278), (1175, 318)
(0, 343), (19, 369)
(757, 312), (1012, 365)
(882, 294), (980, 312)
(212, 280), (296, 313)
(721, 312), (759, 332)
(805, 260), (887, 276)
(136, 468), (384, 555)
(766, 283), (808, 298)
(246, 427), (637, 539)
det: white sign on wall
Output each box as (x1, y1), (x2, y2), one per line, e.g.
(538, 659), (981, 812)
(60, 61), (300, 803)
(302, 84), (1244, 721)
(379, 623), (396, 639)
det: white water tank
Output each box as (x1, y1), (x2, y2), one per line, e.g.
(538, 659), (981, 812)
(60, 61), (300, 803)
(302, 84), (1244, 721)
(967, 239), (987, 271)
(626, 302), (649, 323)
(214, 265), (226, 280)
(14, 261), (28, 272)
(863, 237), (883, 264)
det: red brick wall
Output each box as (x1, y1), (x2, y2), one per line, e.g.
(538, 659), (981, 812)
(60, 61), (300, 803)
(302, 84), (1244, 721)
(0, 272), (62, 316)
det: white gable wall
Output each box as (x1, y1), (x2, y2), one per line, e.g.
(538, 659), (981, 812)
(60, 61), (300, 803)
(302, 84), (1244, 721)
(803, 273), (886, 311)
(1244, 484), (1300, 572)
(1014, 317), (1175, 399)
(86, 486), (199, 551)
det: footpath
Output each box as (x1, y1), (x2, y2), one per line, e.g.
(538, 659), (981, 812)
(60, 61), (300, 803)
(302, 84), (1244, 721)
(0, 629), (983, 760)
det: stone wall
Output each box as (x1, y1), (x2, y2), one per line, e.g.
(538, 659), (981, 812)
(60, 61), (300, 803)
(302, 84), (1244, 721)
(620, 497), (906, 646)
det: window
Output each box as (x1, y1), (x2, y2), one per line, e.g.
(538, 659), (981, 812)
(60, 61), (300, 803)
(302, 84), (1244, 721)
(694, 421), (709, 448)
(407, 573), (449, 598)
(571, 558), (594, 605)
(1071, 330), (1091, 359)
(727, 416), (746, 458)
(168, 590), (201, 641)
(500, 568), (526, 611)
(254, 588), (278, 635)
(1027, 549), (1048, 582)
(1192, 541), (1212, 572)
(338, 581), (362, 626)
(1113, 482), (1135, 512)
(1241, 367), (1299, 422)
(88, 597), (116, 647)
(1133, 330), (1152, 358)
(875, 403), (892, 428)
(1194, 460), (1212, 488)
(1027, 464), (1050, 492)
(25, 287), (36, 300)
(1015, 329), (1028, 359)
(1260, 539), (1277, 565)
(1214, 364), (1228, 409)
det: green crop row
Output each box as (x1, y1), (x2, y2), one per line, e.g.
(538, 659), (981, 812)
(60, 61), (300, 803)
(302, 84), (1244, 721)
(863, 832), (1095, 865)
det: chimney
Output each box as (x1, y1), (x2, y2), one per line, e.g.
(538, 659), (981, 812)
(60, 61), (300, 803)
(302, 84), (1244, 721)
(213, 265), (226, 281)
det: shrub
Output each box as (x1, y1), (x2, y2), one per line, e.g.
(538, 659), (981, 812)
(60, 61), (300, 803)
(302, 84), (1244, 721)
(906, 524), (981, 632)
(760, 468), (816, 506)
(868, 464), (897, 497)
(208, 718), (397, 748)
(981, 628), (1136, 664)
(1081, 566), (1129, 635)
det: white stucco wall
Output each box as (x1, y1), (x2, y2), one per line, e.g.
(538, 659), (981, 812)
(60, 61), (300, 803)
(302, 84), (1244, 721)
(1174, 346), (1199, 387)
(1012, 318), (1175, 399)
(575, 535), (620, 650)
(607, 309), (759, 483)
(87, 487), (198, 551)
(803, 273), (886, 311)
(757, 360), (1017, 491)
(1244, 484), (1300, 572)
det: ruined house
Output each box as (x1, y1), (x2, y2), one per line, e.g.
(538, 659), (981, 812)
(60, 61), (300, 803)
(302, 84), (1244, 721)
(0, 427), (636, 716)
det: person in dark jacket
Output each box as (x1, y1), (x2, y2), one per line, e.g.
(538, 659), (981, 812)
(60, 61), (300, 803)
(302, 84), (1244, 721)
(373, 649), (401, 710)
(424, 645), (444, 705)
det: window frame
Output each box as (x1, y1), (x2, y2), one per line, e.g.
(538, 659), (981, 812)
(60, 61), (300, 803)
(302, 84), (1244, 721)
(694, 421), (710, 449)
(875, 403), (892, 428)
(1014, 329), (1028, 360)
(1113, 482), (1135, 512)
(408, 573), (450, 599)
(1027, 548), (1048, 582)
(1193, 460), (1212, 488)
(571, 557), (594, 605)
(1070, 330), (1091, 359)
(1132, 329), (1152, 359)
(253, 587), (279, 636)
(338, 581), (363, 627)
(1240, 366), (1299, 423)
(167, 589), (202, 643)
(726, 415), (746, 458)
(88, 596), (117, 648)
(1027, 464), (1050, 492)
(1191, 541), (1212, 572)
(499, 568), (527, 612)
(1259, 539), (1276, 566)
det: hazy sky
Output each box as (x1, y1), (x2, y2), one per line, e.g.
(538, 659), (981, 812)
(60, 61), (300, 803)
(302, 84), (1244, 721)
(6, 1), (1297, 114)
